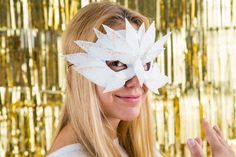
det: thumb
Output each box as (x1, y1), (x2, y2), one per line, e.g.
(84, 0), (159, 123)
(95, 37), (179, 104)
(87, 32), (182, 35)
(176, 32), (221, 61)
(187, 138), (206, 157)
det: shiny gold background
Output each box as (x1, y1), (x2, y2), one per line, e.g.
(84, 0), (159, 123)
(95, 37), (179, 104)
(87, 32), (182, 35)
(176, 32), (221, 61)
(0, 0), (236, 157)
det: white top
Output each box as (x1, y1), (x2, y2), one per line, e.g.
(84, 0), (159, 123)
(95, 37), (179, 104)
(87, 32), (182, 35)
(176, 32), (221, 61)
(47, 138), (162, 157)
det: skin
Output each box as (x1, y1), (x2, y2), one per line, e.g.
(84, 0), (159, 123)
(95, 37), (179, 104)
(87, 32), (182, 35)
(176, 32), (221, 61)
(49, 65), (148, 154)
(95, 22), (150, 139)
(49, 22), (148, 153)
(187, 119), (236, 157)
(49, 22), (236, 157)
(96, 75), (148, 138)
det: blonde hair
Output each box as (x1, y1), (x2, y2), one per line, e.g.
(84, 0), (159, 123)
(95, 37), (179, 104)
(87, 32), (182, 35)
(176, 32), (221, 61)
(51, 2), (156, 157)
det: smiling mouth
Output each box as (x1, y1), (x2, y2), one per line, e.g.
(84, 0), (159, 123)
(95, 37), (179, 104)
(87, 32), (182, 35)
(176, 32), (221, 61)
(115, 95), (141, 103)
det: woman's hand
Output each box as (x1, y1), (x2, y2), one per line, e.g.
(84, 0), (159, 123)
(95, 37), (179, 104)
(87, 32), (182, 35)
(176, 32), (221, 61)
(187, 119), (236, 157)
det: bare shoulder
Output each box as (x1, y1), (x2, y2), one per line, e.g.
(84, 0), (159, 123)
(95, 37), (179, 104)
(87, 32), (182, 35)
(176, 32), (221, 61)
(48, 124), (77, 154)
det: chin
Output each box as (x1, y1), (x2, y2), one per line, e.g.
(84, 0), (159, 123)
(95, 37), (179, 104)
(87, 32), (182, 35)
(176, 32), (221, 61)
(119, 107), (141, 121)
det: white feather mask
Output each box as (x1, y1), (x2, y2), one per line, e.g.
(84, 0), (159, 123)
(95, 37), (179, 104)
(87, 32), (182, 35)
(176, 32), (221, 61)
(64, 19), (171, 93)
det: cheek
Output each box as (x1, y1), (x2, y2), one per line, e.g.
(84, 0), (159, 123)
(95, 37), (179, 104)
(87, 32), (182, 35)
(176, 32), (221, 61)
(95, 85), (114, 110)
(141, 86), (149, 102)
(100, 94), (112, 106)
(143, 85), (148, 95)
(98, 94), (116, 116)
(95, 85), (105, 97)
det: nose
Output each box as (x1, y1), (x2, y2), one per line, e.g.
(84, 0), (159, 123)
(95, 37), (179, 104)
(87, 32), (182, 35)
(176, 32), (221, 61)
(125, 76), (141, 88)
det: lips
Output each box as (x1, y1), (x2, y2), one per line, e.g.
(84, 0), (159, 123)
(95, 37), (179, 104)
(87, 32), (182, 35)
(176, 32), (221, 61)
(115, 95), (141, 104)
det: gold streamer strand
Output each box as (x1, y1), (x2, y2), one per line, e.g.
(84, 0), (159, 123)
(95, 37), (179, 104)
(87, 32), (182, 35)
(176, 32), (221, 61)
(0, 0), (236, 157)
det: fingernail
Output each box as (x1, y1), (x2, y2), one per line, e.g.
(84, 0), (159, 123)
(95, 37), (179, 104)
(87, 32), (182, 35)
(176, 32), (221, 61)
(213, 125), (219, 129)
(187, 139), (196, 148)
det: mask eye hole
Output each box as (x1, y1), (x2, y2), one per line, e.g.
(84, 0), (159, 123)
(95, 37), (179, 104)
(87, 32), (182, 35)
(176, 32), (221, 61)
(106, 60), (127, 72)
(144, 62), (151, 71)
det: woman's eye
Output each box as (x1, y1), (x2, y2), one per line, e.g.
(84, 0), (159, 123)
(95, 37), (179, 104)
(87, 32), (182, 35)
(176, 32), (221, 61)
(106, 60), (127, 72)
(144, 62), (151, 71)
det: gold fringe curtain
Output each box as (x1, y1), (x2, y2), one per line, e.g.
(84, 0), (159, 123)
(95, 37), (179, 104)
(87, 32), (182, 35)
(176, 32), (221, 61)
(0, 0), (236, 157)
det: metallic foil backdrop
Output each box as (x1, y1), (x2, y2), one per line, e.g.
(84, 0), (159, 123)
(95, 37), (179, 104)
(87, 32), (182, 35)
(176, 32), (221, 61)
(0, 0), (235, 157)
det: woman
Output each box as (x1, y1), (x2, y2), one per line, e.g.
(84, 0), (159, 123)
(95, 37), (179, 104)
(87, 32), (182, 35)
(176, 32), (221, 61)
(47, 2), (235, 157)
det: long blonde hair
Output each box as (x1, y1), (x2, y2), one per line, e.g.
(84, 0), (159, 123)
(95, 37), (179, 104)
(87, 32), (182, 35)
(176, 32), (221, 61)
(52, 2), (156, 157)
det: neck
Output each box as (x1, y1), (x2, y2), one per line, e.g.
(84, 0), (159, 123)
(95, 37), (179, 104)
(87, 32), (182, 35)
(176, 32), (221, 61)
(106, 118), (121, 139)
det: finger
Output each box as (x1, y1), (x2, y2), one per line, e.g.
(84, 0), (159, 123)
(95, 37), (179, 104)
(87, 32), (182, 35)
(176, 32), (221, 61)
(194, 137), (203, 147)
(202, 119), (221, 150)
(213, 125), (228, 145)
(187, 138), (206, 157)
(213, 125), (223, 138)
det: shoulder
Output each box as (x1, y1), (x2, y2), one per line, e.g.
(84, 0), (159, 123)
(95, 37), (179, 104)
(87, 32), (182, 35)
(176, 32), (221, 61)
(47, 124), (78, 155)
(47, 143), (89, 157)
